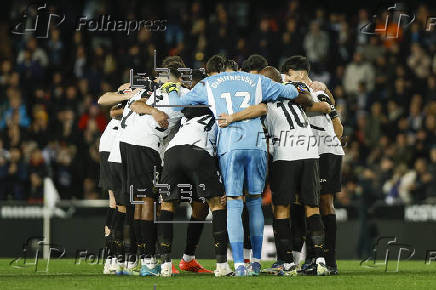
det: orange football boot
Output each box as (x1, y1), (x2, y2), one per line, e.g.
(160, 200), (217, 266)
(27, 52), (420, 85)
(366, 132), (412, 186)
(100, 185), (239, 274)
(178, 259), (213, 273)
(172, 263), (180, 274)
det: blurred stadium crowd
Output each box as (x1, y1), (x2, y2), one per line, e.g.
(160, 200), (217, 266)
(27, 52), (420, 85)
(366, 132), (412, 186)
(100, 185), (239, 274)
(0, 1), (436, 205)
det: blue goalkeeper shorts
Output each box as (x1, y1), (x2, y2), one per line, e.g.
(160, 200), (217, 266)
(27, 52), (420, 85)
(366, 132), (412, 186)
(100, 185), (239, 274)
(219, 149), (267, 196)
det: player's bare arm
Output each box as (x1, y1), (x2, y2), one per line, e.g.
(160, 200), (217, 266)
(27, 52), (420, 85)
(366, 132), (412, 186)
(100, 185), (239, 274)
(97, 83), (140, 106)
(305, 101), (331, 114)
(98, 89), (140, 106)
(320, 86), (343, 137)
(316, 87), (343, 138)
(331, 116), (343, 139)
(129, 100), (169, 129)
(218, 103), (267, 128)
(109, 105), (124, 120)
(293, 91), (314, 107)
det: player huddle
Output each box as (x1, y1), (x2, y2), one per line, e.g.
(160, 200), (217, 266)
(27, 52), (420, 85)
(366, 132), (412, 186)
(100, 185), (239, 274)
(97, 54), (344, 277)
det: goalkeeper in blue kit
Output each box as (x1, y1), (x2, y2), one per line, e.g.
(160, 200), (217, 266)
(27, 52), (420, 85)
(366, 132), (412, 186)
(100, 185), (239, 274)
(164, 55), (299, 276)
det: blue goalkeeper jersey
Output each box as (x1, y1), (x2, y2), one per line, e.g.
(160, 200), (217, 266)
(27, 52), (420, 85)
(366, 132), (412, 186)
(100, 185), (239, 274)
(169, 71), (298, 155)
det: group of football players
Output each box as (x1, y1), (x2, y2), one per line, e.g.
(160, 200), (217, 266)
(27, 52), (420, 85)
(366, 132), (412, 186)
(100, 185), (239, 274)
(97, 53), (344, 277)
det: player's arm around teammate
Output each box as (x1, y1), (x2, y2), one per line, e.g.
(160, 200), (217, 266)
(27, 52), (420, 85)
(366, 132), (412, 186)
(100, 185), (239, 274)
(129, 99), (169, 129)
(109, 104), (124, 119)
(98, 83), (140, 106)
(217, 87), (313, 128)
(323, 88), (343, 139)
(308, 81), (343, 139)
(218, 104), (267, 127)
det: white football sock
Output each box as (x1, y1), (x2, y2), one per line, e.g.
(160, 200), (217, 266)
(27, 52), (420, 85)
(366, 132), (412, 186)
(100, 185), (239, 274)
(143, 257), (157, 268)
(283, 262), (296, 271)
(216, 262), (229, 269)
(316, 257), (326, 264)
(292, 251), (301, 264)
(183, 254), (194, 262)
(243, 248), (251, 261)
(300, 242), (307, 263)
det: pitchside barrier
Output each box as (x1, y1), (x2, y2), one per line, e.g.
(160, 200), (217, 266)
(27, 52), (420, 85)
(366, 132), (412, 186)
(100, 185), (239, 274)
(1, 179), (436, 260)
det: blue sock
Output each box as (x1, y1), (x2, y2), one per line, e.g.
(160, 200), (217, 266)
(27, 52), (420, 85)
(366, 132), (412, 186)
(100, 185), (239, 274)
(246, 196), (264, 260)
(227, 199), (244, 264)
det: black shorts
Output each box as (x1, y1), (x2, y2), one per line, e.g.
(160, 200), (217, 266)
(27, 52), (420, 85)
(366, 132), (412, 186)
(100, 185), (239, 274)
(119, 142), (162, 203)
(270, 159), (320, 207)
(109, 162), (125, 205)
(319, 153), (343, 195)
(161, 145), (224, 202)
(99, 151), (111, 191)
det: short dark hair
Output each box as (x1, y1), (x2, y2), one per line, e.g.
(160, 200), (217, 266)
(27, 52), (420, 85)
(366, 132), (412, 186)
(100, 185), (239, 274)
(244, 54), (268, 72)
(225, 59), (238, 71)
(206, 55), (226, 74)
(162, 56), (185, 68)
(241, 60), (249, 72)
(259, 66), (282, 83)
(281, 55), (310, 74)
(163, 60), (186, 78)
(191, 69), (207, 86)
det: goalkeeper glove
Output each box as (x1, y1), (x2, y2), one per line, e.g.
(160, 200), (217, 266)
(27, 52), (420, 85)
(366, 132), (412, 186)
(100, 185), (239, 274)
(288, 81), (310, 94)
(161, 82), (180, 94)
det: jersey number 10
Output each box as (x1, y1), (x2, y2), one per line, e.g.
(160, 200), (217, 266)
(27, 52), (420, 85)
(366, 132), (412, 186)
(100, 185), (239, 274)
(277, 102), (309, 129)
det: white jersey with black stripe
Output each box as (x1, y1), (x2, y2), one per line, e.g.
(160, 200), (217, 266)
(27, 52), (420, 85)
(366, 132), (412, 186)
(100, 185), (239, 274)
(307, 90), (345, 156)
(265, 99), (318, 162)
(165, 114), (217, 156)
(118, 87), (185, 152)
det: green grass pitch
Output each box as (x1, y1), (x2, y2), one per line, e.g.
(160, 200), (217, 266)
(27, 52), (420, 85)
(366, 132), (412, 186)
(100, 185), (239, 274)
(1, 259), (436, 290)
